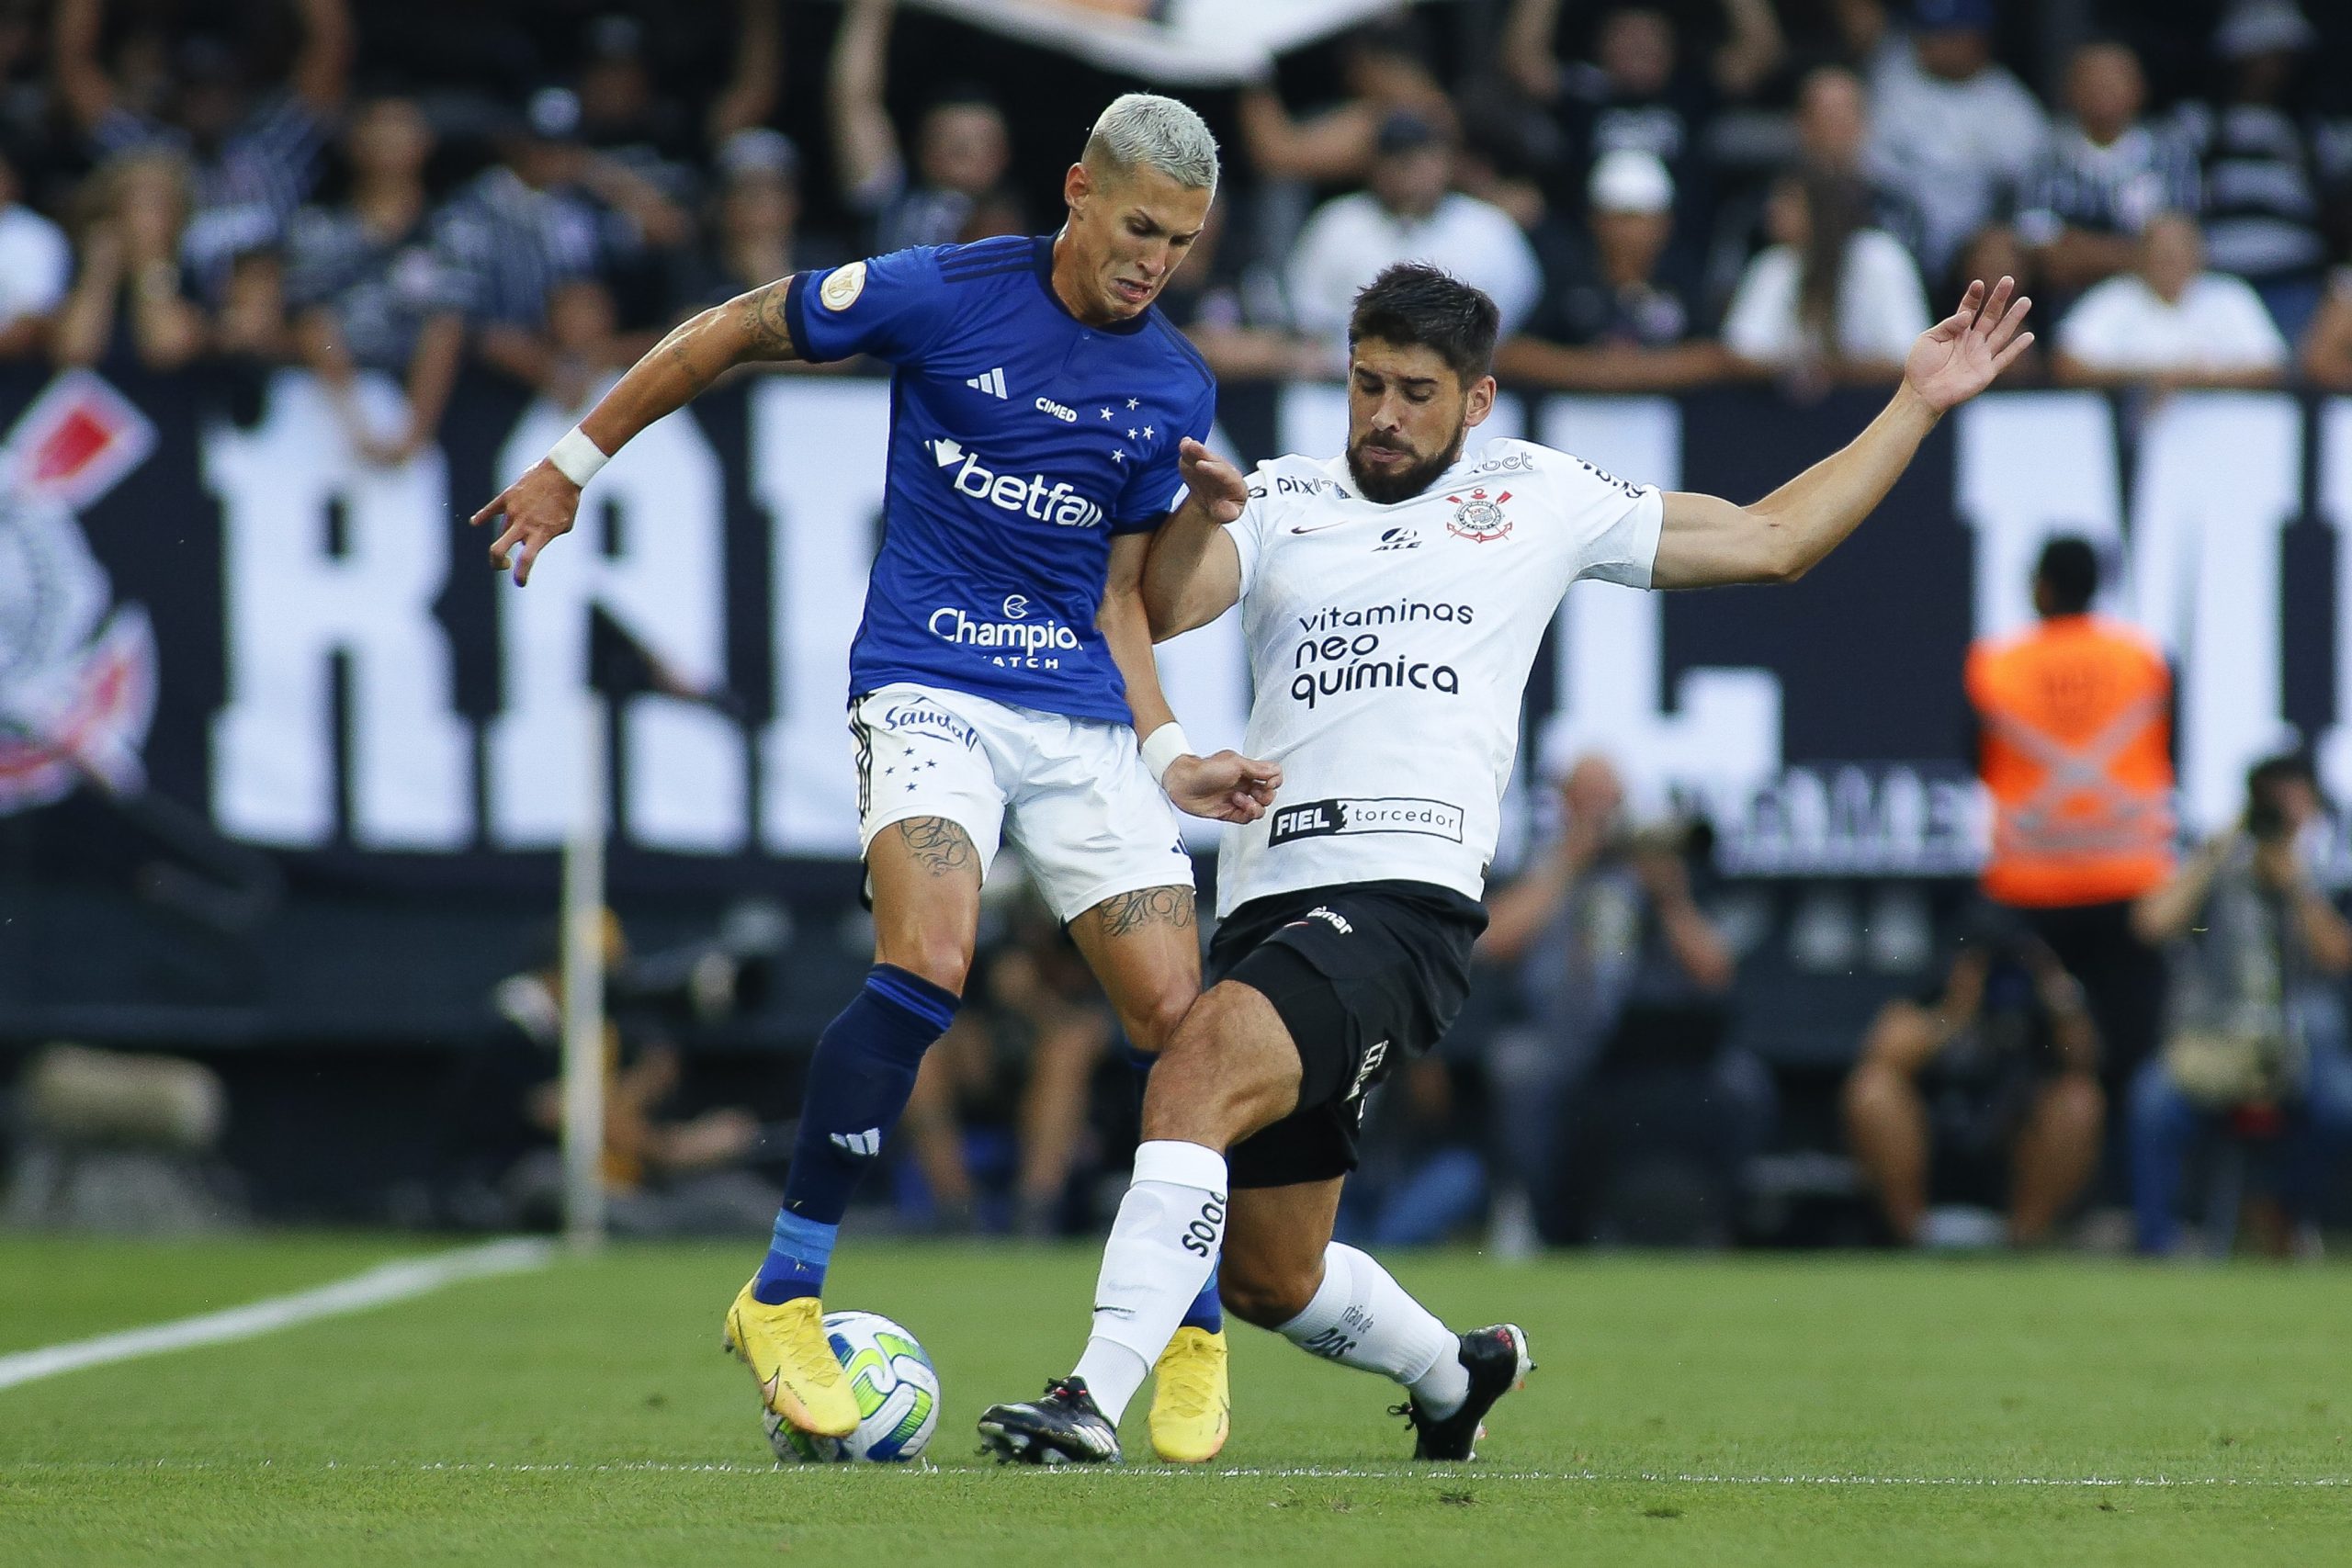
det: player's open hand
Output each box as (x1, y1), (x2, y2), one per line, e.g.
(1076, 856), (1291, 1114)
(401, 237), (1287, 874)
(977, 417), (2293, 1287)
(1164, 749), (1283, 824)
(1905, 276), (2033, 414)
(471, 460), (582, 586)
(1176, 437), (1249, 525)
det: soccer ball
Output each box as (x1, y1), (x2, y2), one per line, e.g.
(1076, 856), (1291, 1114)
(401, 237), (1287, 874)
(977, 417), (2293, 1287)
(763, 1311), (940, 1464)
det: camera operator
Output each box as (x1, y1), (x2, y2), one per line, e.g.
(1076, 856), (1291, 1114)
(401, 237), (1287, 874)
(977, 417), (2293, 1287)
(1479, 751), (1772, 1246)
(2128, 753), (2352, 1258)
(461, 907), (786, 1235)
(1844, 915), (2104, 1247)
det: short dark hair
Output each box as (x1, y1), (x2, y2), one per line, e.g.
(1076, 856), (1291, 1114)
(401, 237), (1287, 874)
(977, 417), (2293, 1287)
(2247, 750), (2318, 801)
(2035, 535), (2098, 615)
(1347, 264), (1500, 385)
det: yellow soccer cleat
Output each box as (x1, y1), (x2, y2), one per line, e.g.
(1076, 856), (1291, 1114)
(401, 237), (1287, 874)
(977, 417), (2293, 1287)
(1148, 1325), (1231, 1463)
(722, 1281), (860, 1438)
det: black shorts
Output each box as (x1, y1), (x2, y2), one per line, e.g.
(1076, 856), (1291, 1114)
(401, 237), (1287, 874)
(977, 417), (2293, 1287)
(1212, 881), (1487, 1190)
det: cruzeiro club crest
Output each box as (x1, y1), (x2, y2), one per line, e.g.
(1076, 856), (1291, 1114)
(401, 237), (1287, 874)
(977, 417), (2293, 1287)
(0, 372), (159, 814)
(1444, 486), (1512, 543)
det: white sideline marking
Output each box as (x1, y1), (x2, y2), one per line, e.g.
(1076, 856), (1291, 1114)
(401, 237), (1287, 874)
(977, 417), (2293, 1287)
(0, 1237), (555, 1392)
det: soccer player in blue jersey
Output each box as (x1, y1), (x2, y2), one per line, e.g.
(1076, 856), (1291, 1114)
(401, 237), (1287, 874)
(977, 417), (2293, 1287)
(470, 95), (1270, 1459)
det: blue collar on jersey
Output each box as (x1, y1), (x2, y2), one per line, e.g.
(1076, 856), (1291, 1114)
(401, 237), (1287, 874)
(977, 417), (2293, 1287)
(1030, 232), (1154, 336)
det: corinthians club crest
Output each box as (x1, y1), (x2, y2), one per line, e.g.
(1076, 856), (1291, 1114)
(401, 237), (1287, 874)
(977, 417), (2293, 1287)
(1444, 486), (1512, 543)
(0, 372), (159, 814)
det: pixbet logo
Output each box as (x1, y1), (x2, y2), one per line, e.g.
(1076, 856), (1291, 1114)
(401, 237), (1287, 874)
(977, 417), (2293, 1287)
(927, 438), (1104, 528)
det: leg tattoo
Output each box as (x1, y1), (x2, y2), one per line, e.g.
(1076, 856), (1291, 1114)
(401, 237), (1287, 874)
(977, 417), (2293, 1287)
(890, 816), (978, 878)
(1092, 886), (1196, 940)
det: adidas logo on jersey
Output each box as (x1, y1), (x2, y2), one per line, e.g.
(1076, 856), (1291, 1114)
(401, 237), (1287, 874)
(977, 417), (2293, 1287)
(965, 367), (1010, 398)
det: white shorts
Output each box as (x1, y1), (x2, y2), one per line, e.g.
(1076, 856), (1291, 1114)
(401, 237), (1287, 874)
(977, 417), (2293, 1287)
(849, 682), (1193, 923)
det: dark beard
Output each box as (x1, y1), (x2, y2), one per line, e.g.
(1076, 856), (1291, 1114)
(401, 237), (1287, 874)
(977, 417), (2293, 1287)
(1346, 422), (1466, 504)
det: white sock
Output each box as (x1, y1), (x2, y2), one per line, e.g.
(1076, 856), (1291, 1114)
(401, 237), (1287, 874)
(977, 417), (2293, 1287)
(1069, 1140), (1227, 1425)
(1277, 1242), (1469, 1418)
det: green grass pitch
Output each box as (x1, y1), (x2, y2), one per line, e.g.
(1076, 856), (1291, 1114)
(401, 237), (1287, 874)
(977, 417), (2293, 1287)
(3, 1235), (2346, 1566)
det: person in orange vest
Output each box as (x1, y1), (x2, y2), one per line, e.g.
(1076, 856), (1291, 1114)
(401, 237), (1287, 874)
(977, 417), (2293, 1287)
(1964, 536), (2175, 1100)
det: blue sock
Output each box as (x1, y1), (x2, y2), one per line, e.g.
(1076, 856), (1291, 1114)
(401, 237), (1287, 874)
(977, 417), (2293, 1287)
(1128, 1045), (1226, 1335)
(754, 964), (958, 1304)
(1180, 1261), (1224, 1334)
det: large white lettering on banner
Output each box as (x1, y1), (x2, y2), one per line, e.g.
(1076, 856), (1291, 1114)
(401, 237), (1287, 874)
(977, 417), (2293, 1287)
(195, 374), (2352, 868)
(207, 374), (471, 849)
(486, 384), (741, 852)
(2319, 400), (2352, 802)
(1534, 396), (1781, 825)
(752, 377), (885, 857)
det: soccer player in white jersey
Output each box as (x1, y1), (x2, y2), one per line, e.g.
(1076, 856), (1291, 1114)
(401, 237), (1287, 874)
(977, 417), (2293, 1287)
(978, 262), (2033, 1462)
(470, 96), (1273, 1461)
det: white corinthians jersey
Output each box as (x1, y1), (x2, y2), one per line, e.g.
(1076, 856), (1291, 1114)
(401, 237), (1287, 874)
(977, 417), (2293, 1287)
(1216, 437), (1661, 916)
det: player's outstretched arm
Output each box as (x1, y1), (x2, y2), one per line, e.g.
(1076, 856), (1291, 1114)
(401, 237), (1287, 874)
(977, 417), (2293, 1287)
(1102, 532), (1281, 823)
(469, 278), (803, 585)
(1652, 276), (2032, 590)
(1139, 437), (1248, 640)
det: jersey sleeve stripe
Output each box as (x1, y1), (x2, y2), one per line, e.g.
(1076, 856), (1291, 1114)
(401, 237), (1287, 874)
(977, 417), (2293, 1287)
(936, 236), (1035, 278)
(936, 234), (1031, 266)
(932, 259), (1034, 286)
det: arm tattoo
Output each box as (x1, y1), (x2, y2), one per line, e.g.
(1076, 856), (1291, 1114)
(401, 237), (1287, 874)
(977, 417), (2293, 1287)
(740, 280), (798, 361)
(889, 816), (977, 878)
(1091, 886), (1195, 940)
(657, 323), (710, 393)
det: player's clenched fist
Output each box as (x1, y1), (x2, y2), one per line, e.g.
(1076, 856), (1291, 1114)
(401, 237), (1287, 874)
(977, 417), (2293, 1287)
(1176, 436), (1248, 524)
(470, 461), (582, 586)
(1164, 748), (1283, 824)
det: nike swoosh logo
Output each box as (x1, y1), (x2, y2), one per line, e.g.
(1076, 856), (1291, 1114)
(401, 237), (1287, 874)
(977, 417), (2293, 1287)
(1288, 521), (1349, 535)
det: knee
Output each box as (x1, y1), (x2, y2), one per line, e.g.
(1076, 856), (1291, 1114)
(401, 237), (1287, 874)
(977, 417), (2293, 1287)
(2045, 1074), (2104, 1137)
(1123, 979), (1195, 1057)
(1219, 1251), (1320, 1330)
(875, 936), (972, 997)
(1147, 988), (1290, 1131)
(1843, 1063), (1906, 1127)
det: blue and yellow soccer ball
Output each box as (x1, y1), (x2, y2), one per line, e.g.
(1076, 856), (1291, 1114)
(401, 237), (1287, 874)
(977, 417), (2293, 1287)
(763, 1311), (940, 1464)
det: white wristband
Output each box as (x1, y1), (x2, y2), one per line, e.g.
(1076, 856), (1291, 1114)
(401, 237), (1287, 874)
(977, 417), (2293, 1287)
(547, 425), (609, 488)
(1139, 722), (1192, 785)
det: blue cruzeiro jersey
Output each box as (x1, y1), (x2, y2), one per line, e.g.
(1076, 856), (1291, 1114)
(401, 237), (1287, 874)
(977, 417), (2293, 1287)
(783, 234), (1217, 725)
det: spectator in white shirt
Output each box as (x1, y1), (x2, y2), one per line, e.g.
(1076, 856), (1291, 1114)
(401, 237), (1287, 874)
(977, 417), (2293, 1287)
(0, 146), (70, 358)
(2052, 211), (2287, 389)
(1866, 0), (2048, 280)
(1286, 109), (1543, 366)
(1722, 164), (1931, 389)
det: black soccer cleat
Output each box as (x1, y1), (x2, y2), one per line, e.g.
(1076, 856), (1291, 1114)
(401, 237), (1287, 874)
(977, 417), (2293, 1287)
(978, 1376), (1124, 1465)
(1396, 1323), (1535, 1461)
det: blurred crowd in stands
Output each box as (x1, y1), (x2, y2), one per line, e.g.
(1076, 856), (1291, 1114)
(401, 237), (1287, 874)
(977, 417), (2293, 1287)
(0, 0), (2349, 426)
(6, 0), (2352, 1253)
